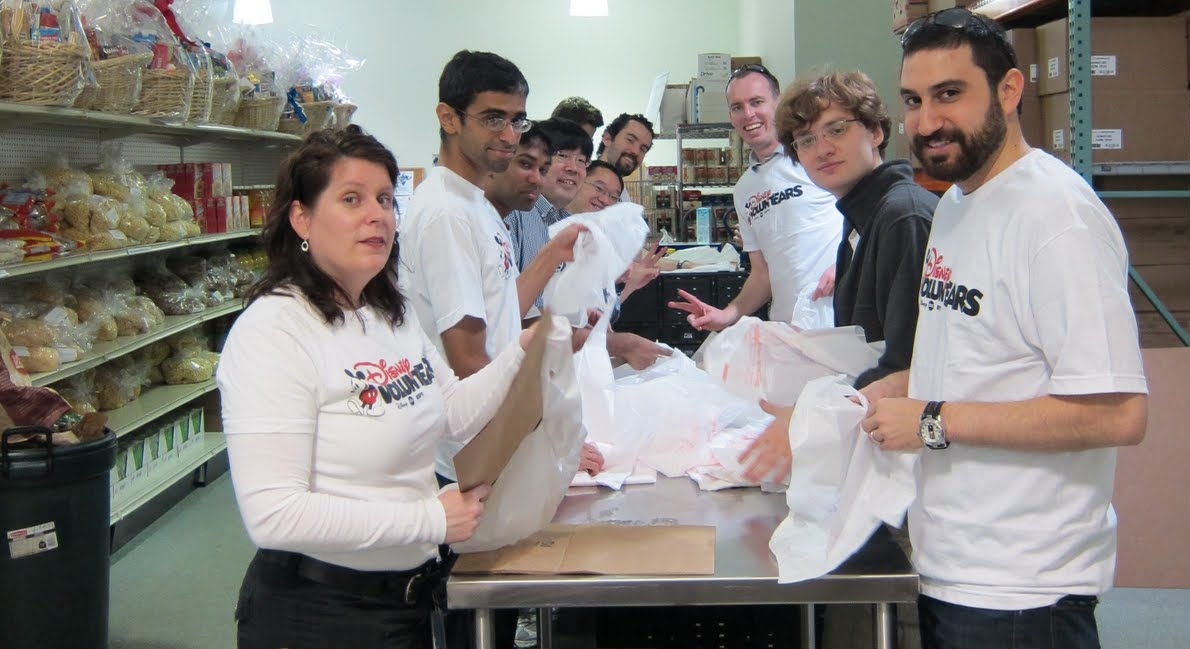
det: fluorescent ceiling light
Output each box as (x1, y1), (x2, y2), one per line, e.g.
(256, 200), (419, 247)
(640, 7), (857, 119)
(233, 0), (274, 25)
(569, 0), (608, 17)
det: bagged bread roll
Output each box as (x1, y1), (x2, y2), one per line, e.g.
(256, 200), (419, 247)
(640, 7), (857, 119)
(18, 346), (60, 373)
(142, 198), (167, 227)
(161, 351), (217, 385)
(2, 319), (55, 347)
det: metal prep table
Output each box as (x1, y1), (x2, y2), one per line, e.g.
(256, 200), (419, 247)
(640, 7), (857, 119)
(447, 477), (918, 649)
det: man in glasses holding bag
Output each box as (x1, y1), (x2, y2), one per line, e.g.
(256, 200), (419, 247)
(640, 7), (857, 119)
(860, 9), (1148, 649)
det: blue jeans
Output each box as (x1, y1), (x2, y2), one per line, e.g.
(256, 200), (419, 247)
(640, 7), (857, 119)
(918, 593), (1100, 649)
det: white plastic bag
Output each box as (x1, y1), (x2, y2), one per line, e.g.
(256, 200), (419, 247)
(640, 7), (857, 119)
(790, 284), (834, 330)
(452, 317), (585, 553)
(768, 375), (917, 584)
(543, 202), (648, 327)
(703, 316), (882, 407)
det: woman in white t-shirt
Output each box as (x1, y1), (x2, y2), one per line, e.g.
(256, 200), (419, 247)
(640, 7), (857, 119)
(216, 126), (530, 649)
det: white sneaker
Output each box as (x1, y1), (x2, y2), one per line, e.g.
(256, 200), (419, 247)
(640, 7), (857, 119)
(514, 610), (538, 648)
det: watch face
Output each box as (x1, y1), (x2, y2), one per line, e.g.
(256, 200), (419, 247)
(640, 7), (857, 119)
(921, 418), (944, 445)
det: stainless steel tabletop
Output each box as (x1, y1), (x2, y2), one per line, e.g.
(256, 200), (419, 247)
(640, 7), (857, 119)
(447, 477), (918, 609)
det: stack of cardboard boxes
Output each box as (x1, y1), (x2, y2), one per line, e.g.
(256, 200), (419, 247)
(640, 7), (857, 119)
(111, 407), (207, 505)
(1037, 16), (1190, 165)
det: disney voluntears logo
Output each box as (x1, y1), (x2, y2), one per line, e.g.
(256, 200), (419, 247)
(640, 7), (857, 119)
(344, 356), (437, 415)
(495, 234), (514, 279)
(919, 248), (983, 316)
(744, 185), (803, 225)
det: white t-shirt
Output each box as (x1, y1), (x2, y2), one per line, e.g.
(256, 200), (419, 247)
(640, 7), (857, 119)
(907, 149), (1148, 610)
(733, 150), (842, 323)
(216, 293), (523, 571)
(398, 166), (522, 478)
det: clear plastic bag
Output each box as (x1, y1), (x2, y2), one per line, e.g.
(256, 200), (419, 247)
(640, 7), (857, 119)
(136, 266), (206, 315)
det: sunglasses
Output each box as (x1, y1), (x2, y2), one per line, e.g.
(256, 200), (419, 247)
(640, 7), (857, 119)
(730, 63), (776, 82)
(902, 7), (1008, 46)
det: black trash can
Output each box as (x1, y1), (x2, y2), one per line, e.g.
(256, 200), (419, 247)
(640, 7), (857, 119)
(1, 426), (117, 649)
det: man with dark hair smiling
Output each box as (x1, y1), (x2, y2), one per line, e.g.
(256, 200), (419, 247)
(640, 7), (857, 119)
(597, 112), (654, 201)
(485, 122), (552, 218)
(399, 51), (584, 484)
(859, 10), (1148, 649)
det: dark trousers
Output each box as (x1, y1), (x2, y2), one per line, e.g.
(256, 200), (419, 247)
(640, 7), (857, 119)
(919, 594), (1101, 649)
(236, 549), (433, 649)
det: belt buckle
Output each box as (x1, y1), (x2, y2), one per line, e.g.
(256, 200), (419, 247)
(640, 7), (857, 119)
(404, 571), (427, 605)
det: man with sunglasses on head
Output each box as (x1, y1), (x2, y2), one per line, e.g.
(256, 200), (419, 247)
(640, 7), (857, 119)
(668, 63), (842, 332)
(399, 51), (585, 485)
(859, 10), (1149, 649)
(597, 112), (655, 201)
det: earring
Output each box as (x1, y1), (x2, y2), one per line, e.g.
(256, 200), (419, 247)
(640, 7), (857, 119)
(300, 239), (309, 252)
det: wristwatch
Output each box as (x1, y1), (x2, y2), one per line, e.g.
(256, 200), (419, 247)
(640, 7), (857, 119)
(918, 401), (949, 449)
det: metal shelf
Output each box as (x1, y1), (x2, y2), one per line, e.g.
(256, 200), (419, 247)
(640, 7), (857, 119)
(105, 379), (218, 439)
(0, 230), (261, 279)
(110, 433), (226, 525)
(676, 123), (734, 139)
(1094, 162), (1190, 176)
(30, 300), (243, 387)
(970, 0), (1063, 24)
(0, 102), (301, 145)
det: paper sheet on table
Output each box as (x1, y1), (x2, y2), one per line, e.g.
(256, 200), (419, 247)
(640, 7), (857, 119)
(571, 460), (657, 489)
(453, 524), (715, 575)
(768, 376), (917, 584)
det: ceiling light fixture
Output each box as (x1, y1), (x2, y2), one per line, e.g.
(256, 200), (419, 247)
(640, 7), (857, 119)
(569, 0), (608, 17)
(233, 0), (274, 25)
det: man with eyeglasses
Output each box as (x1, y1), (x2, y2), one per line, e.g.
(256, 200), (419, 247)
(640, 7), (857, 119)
(739, 70), (936, 482)
(735, 69), (938, 649)
(399, 51), (585, 486)
(858, 11), (1148, 649)
(668, 63), (842, 332)
(597, 113), (655, 201)
(505, 117), (593, 280)
(567, 159), (624, 215)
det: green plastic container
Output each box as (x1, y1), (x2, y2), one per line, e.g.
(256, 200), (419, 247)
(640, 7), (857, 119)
(1, 427), (117, 649)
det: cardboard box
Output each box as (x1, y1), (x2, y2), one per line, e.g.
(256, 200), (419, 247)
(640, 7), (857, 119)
(1036, 17), (1189, 96)
(189, 407), (205, 447)
(892, 0), (929, 32)
(658, 84), (688, 135)
(729, 56), (762, 74)
(1005, 28), (1039, 95)
(687, 78), (730, 124)
(1040, 90), (1190, 164)
(1019, 93), (1043, 148)
(697, 53), (732, 80)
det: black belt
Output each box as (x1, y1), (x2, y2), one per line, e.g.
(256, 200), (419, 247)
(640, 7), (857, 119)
(257, 549), (446, 606)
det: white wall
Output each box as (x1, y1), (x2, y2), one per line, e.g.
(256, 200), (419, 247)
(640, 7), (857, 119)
(263, 0), (739, 170)
(737, 0), (797, 91)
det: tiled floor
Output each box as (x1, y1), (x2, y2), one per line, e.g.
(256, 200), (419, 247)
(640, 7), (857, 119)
(108, 474), (1190, 649)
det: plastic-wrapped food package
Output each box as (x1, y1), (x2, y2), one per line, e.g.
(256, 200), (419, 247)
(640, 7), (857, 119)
(41, 155), (94, 197)
(160, 350), (217, 385)
(121, 295), (166, 333)
(55, 370), (99, 414)
(205, 249), (247, 297)
(94, 356), (146, 411)
(136, 266), (206, 315)
(135, 339), (172, 385)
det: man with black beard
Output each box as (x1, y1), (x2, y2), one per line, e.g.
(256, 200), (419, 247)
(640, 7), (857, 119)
(597, 113), (654, 201)
(859, 9), (1148, 649)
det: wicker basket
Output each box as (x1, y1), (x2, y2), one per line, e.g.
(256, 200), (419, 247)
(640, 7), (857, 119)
(234, 95), (284, 131)
(133, 68), (194, 119)
(187, 69), (214, 122)
(0, 40), (90, 107)
(209, 76), (240, 124)
(332, 102), (357, 130)
(73, 52), (153, 113)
